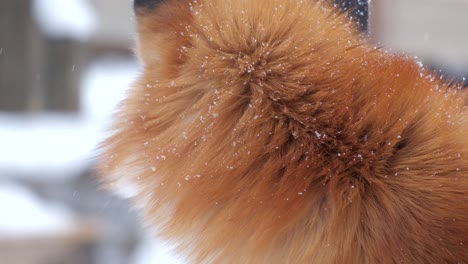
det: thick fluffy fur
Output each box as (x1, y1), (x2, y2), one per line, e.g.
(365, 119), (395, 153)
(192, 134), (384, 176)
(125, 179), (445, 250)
(100, 0), (468, 263)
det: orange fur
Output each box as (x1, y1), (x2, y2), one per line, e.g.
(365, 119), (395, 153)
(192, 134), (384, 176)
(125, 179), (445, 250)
(99, 0), (468, 262)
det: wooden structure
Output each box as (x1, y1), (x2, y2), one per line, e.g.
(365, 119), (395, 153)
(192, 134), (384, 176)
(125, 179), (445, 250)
(0, 0), (39, 112)
(0, 220), (101, 264)
(0, 0), (85, 112)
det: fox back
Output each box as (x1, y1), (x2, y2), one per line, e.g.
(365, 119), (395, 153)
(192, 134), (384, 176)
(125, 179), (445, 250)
(100, 0), (468, 262)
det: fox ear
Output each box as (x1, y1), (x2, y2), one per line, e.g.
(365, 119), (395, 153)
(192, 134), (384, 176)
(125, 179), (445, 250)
(134, 0), (164, 12)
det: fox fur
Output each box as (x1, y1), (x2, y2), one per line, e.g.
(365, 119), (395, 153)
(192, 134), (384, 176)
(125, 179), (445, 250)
(99, 0), (468, 263)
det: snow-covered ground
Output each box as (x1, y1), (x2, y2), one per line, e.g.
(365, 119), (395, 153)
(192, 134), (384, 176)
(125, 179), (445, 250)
(0, 57), (136, 235)
(0, 57), (138, 179)
(0, 183), (74, 236)
(0, 113), (100, 179)
(0, 56), (181, 264)
(1, 1), (179, 262)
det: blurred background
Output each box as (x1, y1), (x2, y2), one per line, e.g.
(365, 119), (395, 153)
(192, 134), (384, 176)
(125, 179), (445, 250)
(0, 0), (466, 264)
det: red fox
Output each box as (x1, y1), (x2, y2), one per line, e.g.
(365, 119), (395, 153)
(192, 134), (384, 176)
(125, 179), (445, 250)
(100, 0), (468, 262)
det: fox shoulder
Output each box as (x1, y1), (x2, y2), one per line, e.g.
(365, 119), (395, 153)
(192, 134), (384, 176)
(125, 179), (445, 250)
(100, 0), (468, 263)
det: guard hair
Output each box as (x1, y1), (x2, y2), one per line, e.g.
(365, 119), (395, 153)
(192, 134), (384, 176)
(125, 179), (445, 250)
(99, 0), (468, 263)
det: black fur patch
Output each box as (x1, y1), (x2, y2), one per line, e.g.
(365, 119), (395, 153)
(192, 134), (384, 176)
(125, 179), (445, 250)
(134, 0), (163, 10)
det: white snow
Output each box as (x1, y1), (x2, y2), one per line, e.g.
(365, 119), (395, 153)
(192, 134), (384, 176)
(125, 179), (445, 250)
(32, 0), (97, 40)
(81, 57), (140, 122)
(0, 183), (75, 236)
(0, 113), (99, 178)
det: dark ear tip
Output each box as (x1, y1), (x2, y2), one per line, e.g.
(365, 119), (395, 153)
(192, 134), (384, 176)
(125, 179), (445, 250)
(134, 0), (163, 10)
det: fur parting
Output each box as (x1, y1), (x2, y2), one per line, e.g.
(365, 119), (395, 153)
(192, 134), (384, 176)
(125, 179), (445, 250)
(99, 0), (468, 263)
